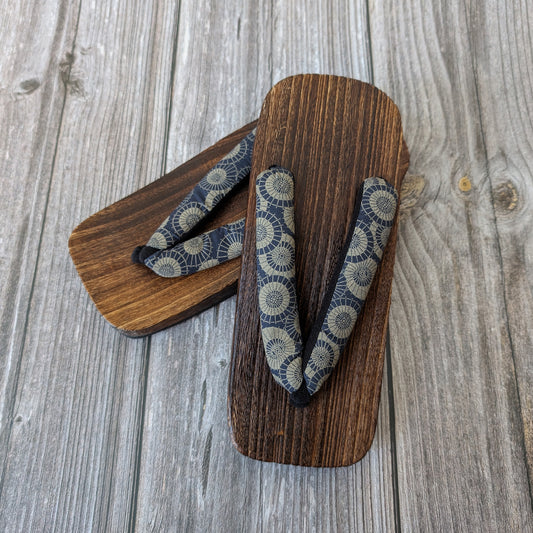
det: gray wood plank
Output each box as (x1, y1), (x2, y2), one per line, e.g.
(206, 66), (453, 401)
(471, 0), (533, 486)
(134, 1), (398, 531)
(270, 0), (373, 83)
(0, 1), (180, 531)
(370, 0), (533, 530)
(0, 0), (80, 472)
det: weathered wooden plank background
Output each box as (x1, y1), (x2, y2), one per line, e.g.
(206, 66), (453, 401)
(0, 0), (531, 531)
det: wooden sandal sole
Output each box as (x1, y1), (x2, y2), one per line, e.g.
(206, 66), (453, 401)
(229, 75), (409, 466)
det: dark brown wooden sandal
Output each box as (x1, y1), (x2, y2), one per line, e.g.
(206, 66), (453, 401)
(229, 74), (409, 466)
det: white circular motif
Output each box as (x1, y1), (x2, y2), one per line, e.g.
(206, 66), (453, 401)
(263, 171), (293, 202)
(343, 258), (377, 299)
(269, 242), (293, 268)
(183, 236), (204, 255)
(261, 327), (297, 370)
(348, 225), (371, 259)
(205, 191), (220, 210)
(259, 281), (291, 317)
(206, 187), (234, 209)
(226, 240), (242, 259)
(366, 187), (397, 222)
(308, 336), (339, 371)
(255, 215), (278, 251)
(177, 206), (204, 233)
(304, 332), (342, 392)
(147, 230), (169, 249)
(198, 259), (220, 271)
(217, 228), (244, 261)
(205, 167), (227, 186)
(258, 235), (295, 276)
(326, 304), (358, 340)
(372, 222), (392, 251)
(152, 256), (182, 278)
(281, 357), (303, 389)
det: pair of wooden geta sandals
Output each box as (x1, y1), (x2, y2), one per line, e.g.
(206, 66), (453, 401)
(69, 75), (409, 467)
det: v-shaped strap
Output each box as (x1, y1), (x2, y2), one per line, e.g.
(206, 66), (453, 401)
(255, 167), (398, 406)
(132, 130), (255, 273)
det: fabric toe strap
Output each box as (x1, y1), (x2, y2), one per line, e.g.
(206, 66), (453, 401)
(144, 218), (245, 277)
(256, 166), (305, 393)
(133, 129), (255, 276)
(255, 167), (398, 406)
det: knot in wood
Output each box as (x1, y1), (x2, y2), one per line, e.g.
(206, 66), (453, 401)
(458, 176), (471, 192)
(493, 181), (518, 213)
(399, 174), (425, 218)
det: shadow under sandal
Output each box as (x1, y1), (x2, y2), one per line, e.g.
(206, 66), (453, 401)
(230, 74), (409, 467)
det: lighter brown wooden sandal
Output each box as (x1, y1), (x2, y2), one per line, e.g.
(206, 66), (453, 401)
(229, 74), (409, 467)
(69, 123), (255, 337)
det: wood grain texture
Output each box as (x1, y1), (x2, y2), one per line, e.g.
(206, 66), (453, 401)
(230, 74), (409, 467)
(371, 0), (533, 530)
(0, 1), (180, 531)
(1, 0), (531, 531)
(471, 0), (533, 488)
(0, 0), (81, 480)
(69, 122), (255, 336)
(135, 306), (396, 532)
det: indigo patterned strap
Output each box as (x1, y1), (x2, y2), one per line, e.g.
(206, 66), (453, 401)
(146, 129), (255, 250)
(256, 167), (304, 393)
(255, 169), (398, 406)
(133, 129), (255, 275)
(302, 177), (398, 396)
(144, 218), (245, 277)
